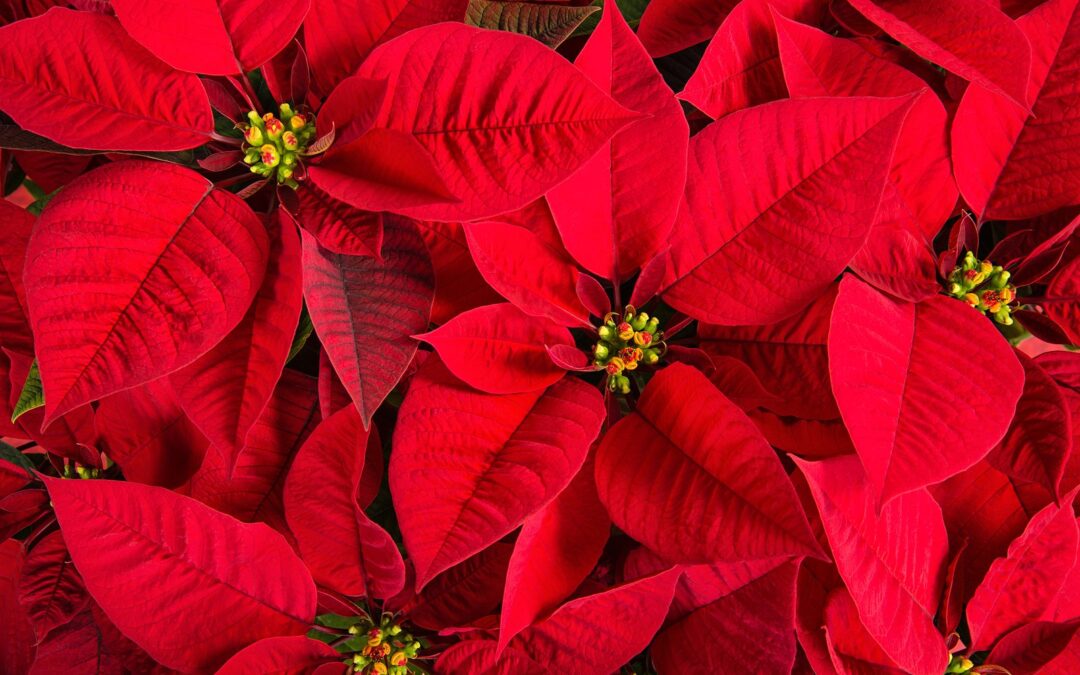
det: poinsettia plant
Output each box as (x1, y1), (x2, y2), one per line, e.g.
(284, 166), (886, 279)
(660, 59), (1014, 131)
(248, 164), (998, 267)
(2, 0), (1080, 672)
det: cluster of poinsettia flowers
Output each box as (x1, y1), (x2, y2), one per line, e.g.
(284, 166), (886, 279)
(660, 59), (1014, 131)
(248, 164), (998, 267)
(3, 0), (1080, 672)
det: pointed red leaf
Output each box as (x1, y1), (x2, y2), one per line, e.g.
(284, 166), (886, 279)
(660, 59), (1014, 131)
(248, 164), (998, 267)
(187, 369), (321, 538)
(391, 358), (604, 588)
(0, 539), (34, 675)
(930, 461), (1031, 634)
(966, 494), (1079, 651)
(418, 220), (502, 326)
(546, 0), (688, 282)
(301, 216), (433, 427)
(217, 636), (341, 675)
(499, 455), (610, 648)
(26, 160), (269, 424)
(648, 556), (800, 673)
(505, 569), (681, 672)
(795, 455), (950, 675)
(464, 221), (589, 327)
(574, 273), (610, 319)
(305, 0), (467, 92)
(416, 303), (573, 395)
(308, 127), (460, 214)
(95, 378), (209, 489)
(698, 284), (838, 420)
(342, 23), (638, 221)
(953, 0), (1080, 220)
(26, 607), (129, 675)
(636, 0), (740, 57)
(988, 351), (1072, 499)
(829, 276), (1025, 505)
(679, 0), (821, 120)
(846, 0), (1031, 107)
(290, 183), (383, 258)
(171, 213), (302, 470)
(595, 362), (821, 563)
(774, 17), (953, 302)
(0, 200), (34, 356)
(401, 542), (513, 631)
(988, 620), (1080, 675)
(0, 8), (212, 150)
(111, 0), (310, 75)
(17, 531), (88, 642)
(1047, 254), (1080, 345)
(44, 477), (316, 672)
(661, 95), (912, 325)
(284, 405), (405, 599)
(437, 639), (545, 674)
(823, 586), (906, 674)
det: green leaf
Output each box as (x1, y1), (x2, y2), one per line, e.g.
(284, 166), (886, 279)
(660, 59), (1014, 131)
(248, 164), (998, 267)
(27, 187), (61, 216)
(12, 358), (44, 422)
(0, 440), (35, 478)
(287, 305), (314, 363)
(466, 0), (600, 48)
(572, 0), (648, 37)
(315, 613), (360, 629)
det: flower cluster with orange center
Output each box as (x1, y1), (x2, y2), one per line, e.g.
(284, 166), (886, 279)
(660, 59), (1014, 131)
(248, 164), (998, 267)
(946, 251), (1017, 325)
(594, 306), (666, 394)
(343, 615), (421, 675)
(239, 104), (316, 188)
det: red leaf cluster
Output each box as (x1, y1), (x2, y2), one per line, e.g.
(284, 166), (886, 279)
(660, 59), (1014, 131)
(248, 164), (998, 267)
(1, 0), (1080, 673)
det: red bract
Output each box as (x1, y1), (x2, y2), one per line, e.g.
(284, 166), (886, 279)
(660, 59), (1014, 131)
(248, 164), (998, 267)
(4, 0), (1080, 672)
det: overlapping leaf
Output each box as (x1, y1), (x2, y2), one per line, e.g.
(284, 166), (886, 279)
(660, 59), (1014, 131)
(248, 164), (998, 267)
(391, 358), (604, 588)
(661, 95), (912, 325)
(796, 455), (950, 675)
(302, 216), (433, 427)
(966, 494), (1079, 651)
(170, 214), (301, 472)
(595, 363), (821, 563)
(847, 0), (1031, 106)
(953, 0), (1080, 220)
(0, 9), (212, 150)
(284, 405), (405, 598)
(45, 477), (317, 672)
(333, 23), (639, 221)
(111, 0), (310, 74)
(25, 160), (268, 425)
(829, 276), (1025, 505)
(546, 0), (688, 282)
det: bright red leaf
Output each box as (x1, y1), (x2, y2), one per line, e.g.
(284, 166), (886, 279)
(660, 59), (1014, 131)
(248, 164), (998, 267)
(25, 160), (268, 425)
(391, 357), (604, 589)
(44, 477), (317, 672)
(111, 0), (310, 75)
(0, 9), (213, 150)
(966, 494), (1079, 651)
(284, 405), (405, 599)
(661, 95), (913, 325)
(341, 23), (639, 221)
(170, 213), (303, 470)
(828, 275), (1025, 505)
(846, 0), (1031, 107)
(953, 0), (1080, 220)
(416, 303), (573, 395)
(498, 454), (610, 649)
(796, 455), (950, 675)
(595, 363), (822, 563)
(545, 0), (688, 282)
